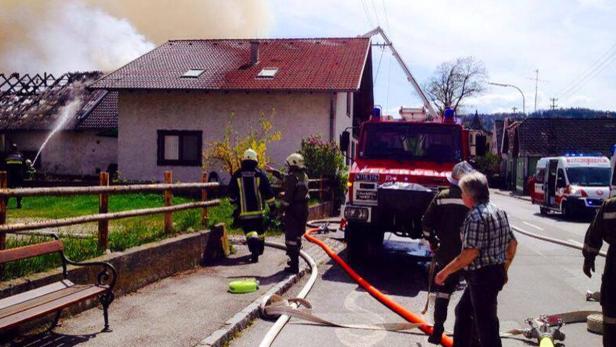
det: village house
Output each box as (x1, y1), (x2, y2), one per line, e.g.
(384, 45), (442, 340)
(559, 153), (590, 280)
(501, 117), (616, 193)
(466, 112), (491, 157)
(91, 38), (374, 183)
(0, 72), (118, 177)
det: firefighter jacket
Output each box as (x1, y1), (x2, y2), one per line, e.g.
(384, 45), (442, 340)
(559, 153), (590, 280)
(4, 152), (26, 187)
(281, 169), (310, 232)
(422, 185), (469, 265)
(583, 197), (616, 261)
(228, 161), (275, 221)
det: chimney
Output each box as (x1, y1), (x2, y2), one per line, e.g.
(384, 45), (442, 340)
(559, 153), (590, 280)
(250, 41), (259, 65)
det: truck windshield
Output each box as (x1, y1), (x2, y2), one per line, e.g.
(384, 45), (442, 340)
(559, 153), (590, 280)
(566, 167), (610, 186)
(360, 124), (461, 162)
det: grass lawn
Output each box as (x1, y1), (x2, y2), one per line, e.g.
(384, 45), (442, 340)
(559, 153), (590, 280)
(1, 192), (323, 280)
(2, 194), (276, 280)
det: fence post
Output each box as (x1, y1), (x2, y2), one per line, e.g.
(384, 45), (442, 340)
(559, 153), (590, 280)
(319, 175), (324, 201)
(164, 171), (173, 233)
(201, 172), (209, 227)
(98, 172), (110, 250)
(0, 172), (6, 252)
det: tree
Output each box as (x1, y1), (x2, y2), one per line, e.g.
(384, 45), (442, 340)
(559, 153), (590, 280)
(424, 57), (488, 115)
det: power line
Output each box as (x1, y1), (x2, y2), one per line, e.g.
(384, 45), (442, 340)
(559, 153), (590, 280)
(550, 98), (558, 110)
(559, 49), (616, 100)
(381, 0), (391, 33)
(558, 42), (616, 98)
(373, 46), (385, 84)
(370, 0), (381, 26)
(359, 0), (373, 27)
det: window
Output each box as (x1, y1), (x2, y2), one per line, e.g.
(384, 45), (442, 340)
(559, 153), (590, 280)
(157, 130), (202, 166)
(182, 69), (205, 78)
(257, 67), (279, 79)
(566, 167), (610, 186)
(346, 93), (352, 117)
(535, 168), (545, 183)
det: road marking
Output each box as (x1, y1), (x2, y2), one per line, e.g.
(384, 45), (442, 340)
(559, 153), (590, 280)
(335, 289), (387, 346)
(522, 221), (544, 231)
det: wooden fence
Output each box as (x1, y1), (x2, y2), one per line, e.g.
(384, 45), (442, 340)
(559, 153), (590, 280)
(0, 171), (220, 251)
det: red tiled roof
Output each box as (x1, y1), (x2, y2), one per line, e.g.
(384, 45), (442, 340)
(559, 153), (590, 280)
(90, 38), (371, 92)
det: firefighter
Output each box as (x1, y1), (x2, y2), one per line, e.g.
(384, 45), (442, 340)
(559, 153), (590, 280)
(4, 144), (27, 209)
(269, 153), (310, 274)
(583, 197), (616, 347)
(421, 160), (475, 344)
(228, 149), (276, 263)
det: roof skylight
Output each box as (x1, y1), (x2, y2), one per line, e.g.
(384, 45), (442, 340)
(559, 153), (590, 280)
(182, 69), (205, 78)
(257, 67), (279, 79)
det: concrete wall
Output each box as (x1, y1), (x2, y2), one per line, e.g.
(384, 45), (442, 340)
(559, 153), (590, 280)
(118, 90), (348, 183)
(7, 130), (117, 176)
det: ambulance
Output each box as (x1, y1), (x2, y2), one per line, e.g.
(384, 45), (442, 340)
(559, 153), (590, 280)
(531, 154), (611, 218)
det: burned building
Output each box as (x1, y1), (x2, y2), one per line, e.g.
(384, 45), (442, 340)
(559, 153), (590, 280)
(0, 72), (117, 177)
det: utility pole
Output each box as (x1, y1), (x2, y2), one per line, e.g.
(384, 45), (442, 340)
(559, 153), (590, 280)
(534, 69), (539, 113)
(512, 106), (518, 114)
(550, 98), (558, 110)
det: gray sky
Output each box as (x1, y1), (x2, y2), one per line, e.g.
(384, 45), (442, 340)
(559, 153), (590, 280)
(270, 0), (616, 115)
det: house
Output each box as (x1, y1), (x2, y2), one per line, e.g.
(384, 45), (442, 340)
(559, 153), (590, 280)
(491, 119), (504, 157)
(502, 117), (616, 193)
(91, 38), (374, 183)
(0, 72), (118, 177)
(466, 112), (491, 157)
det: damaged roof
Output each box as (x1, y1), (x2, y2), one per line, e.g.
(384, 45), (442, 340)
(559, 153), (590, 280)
(90, 38), (371, 92)
(0, 72), (117, 131)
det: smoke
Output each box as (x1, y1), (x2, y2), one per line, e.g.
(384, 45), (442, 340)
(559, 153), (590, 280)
(0, 0), (272, 74)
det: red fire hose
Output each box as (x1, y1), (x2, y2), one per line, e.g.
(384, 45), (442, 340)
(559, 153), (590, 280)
(304, 228), (454, 347)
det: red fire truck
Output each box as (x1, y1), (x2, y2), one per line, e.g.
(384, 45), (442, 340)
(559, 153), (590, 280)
(340, 110), (469, 260)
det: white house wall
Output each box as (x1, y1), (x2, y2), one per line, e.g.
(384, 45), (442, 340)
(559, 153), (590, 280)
(334, 92), (353, 154)
(8, 130), (117, 176)
(118, 90), (334, 183)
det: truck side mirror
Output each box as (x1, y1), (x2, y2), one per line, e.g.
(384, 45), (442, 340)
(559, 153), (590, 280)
(339, 130), (350, 152)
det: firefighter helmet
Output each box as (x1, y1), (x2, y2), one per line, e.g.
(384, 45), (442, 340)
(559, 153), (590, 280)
(286, 153), (305, 169)
(242, 149), (258, 162)
(447, 161), (475, 186)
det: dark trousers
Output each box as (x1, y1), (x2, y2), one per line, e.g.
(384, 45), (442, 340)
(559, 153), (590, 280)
(433, 265), (460, 329)
(284, 206), (308, 268)
(453, 265), (506, 347)
(602, 246), (616, 347)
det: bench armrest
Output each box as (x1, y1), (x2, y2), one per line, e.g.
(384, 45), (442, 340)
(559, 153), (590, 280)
(63, 257), (118, 290)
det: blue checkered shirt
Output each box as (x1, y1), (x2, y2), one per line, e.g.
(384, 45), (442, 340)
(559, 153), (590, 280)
(462, 202), (515, 271)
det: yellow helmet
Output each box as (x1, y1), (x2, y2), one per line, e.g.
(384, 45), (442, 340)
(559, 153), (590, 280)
(286, 153), (305, 169)
(243, 149), (258, 162)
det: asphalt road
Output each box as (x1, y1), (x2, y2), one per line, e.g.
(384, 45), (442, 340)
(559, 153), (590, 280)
(232, 192), (606, 347)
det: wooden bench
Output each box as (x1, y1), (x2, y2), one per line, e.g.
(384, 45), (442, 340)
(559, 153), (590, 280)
(0, 235), (117, 333)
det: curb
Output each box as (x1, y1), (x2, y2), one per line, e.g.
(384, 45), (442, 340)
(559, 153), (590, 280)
(196, 235), (344, 347)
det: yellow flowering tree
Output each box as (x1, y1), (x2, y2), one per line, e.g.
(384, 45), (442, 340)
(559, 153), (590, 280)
(203, 112), (282, 176)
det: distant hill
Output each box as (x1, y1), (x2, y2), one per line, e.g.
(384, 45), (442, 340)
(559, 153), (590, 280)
(460, 108), (616, 131)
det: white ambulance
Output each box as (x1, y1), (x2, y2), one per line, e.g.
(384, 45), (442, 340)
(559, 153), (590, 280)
(531, 155), (611, 218)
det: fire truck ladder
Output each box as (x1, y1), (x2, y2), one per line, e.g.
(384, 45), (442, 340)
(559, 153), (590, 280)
(362, 27), (439, 119)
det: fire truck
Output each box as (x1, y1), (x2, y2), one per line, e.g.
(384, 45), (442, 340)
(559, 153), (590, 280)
(340, 109), (469, 260)
(337, 27), (470, 260)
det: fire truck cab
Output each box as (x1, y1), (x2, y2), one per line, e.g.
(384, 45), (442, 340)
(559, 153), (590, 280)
(531, 155), (611, 218)
(340, 109), (468, 260)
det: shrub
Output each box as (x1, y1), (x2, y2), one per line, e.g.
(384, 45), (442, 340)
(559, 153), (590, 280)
(203, 113), (282, 177)
(300, 135), (348, 206)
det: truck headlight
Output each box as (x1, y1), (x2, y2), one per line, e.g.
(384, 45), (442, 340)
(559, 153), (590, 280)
(344, 206), (369, 221)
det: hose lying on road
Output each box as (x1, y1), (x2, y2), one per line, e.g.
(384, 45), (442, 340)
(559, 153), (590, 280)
(303, 226), (454, 347)
(511, 225), (607, 257)
(258, 240), (318, 347)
